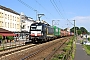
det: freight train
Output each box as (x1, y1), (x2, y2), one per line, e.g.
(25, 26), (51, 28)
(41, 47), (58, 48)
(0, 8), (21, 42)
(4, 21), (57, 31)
(29, 22), (74, 43)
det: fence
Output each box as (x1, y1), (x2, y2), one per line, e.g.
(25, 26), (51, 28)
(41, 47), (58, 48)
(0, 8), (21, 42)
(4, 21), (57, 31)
(0, 32), (30, 50)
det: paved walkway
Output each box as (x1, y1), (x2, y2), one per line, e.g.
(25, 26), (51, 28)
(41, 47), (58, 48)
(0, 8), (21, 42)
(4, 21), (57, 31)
(74, 36), (90, 60)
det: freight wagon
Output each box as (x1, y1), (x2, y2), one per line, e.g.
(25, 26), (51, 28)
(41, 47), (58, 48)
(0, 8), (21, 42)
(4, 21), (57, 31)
(52, 26), (61, 38)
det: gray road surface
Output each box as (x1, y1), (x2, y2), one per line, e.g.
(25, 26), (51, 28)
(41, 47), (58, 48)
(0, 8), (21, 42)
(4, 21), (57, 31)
(74, 36), (90, 60)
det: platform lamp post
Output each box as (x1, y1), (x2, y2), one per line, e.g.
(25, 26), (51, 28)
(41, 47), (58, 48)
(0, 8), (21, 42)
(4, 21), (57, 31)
(38, 14), (45, 21)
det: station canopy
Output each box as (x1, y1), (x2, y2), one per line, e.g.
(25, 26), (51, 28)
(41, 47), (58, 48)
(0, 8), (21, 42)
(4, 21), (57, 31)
(0, 28), (17, 36)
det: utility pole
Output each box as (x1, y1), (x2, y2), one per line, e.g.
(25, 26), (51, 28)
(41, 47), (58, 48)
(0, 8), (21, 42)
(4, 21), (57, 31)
(34, 10), (37, 21)
(73, 20), (76, 39)
(52, 20), (54, 26)
(76, 27), (78, 40)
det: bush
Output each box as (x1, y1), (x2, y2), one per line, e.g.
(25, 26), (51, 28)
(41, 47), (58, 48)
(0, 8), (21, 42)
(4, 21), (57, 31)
(7, 36), (14, 40)
(0, 36), (2, 43)
(52, 54), (64, 60)
(0, 36), (2, 40)
(88, 38), (90, 42)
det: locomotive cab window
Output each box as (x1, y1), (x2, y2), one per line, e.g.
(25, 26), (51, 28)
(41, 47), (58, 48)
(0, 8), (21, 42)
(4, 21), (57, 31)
(37, 26), (42, 30)
(30, 23), (43, 31)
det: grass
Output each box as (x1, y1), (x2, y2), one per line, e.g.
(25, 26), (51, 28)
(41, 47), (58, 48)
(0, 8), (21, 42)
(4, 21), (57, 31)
(52, 54), (64, 60)
(52, 36), (75, 60)
(86, 45), (90, 50)
(88, 38), (90, 42)
(71, 41), (76, 60)
(62, 45), (71, 52)
(83, 45), (90, 55)
(0, 47), (3, 50)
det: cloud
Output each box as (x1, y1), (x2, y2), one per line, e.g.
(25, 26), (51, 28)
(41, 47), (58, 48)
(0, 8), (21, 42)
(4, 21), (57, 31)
(70, 16), (90, 31)
(71, 16), (90, 23)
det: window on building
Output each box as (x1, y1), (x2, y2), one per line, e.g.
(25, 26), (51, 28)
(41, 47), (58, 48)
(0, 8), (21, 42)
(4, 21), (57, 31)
(2, 22), (3, 27)
(22, 25), (25, 29)
(0, 12), (1, 18)
(8, 15), (9, 20)
(28, 26), (29, 28)
(15, 17), (16, 21)
(10, 23), (12, 28)
(8, 23), (9, 28)
(17, 17), (18, 21)
(17, 17), (19, 22)
(13, 16), (14, 21)
(5, 22), (7, 27)
(5, 14), (7, 19)
(15, 24), (16, 28)
(2, 13), (3, 18)
(17, 24), (19, 29)
(13, 23), (14, 28)
(10, 15), (12, 20)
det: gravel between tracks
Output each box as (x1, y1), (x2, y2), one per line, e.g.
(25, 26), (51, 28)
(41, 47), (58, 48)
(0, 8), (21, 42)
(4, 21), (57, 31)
(0, 37), (70, 60)
(29, 37), (69, 60)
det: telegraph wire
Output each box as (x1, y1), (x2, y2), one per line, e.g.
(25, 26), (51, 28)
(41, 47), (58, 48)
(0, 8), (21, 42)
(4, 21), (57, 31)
(18, 0), (52, 23)
(50, 0), (63, 18)
(18, 0), (73, 26)
(52, 0), (65, 19)
(67, 19), (74, 25)
(59, 0), (65, 15)
(18, 0), (39, 13)
(34, 0), (54, 18)
(58, 0), (73, 26)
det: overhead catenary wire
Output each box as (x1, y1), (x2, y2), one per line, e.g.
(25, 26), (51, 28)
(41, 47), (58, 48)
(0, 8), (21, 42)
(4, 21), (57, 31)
(58, 0), (74, 26)
(18, 0), (38, 12)
(67, 19), (74, 25)
(18, 0), (73, 27)
(18, 0), (52, 22)
(58, 0), (67, 19)
(50, 0), (63, 18)
(52, 0), (65, 19)
(34, 0), (54, 18)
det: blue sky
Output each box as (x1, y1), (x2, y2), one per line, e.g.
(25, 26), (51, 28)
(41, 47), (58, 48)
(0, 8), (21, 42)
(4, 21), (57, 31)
(0, 0), (90, 31)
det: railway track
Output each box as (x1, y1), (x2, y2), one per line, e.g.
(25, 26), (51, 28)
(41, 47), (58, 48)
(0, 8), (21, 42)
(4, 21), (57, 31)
(0, 37), (70, 60)
(21, 37), (69, 60)
(0, 43), (37, 59)
(44, 38), (68, 60)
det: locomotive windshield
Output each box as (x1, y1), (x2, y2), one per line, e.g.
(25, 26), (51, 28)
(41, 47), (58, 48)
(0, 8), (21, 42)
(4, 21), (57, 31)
(30, 23), (43, 31)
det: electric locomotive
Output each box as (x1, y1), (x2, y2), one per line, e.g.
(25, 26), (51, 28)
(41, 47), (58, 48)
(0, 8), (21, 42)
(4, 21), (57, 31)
(29, 22), (54, 43)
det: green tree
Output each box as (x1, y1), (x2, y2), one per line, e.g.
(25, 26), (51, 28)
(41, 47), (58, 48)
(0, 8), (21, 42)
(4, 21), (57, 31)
(7, 36), (14, 42)
(80, 27), (88, 34)
(70, 27), (88, 35)
(70, 27), (79, 34)
(0, 36), (2, 43)
(77, 30), (82, 35)
(7, 36), (14, 47)
(0, 36), (2, 40)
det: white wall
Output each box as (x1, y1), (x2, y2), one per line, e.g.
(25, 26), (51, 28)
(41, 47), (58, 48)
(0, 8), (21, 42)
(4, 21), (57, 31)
(0, 9), (20, 32)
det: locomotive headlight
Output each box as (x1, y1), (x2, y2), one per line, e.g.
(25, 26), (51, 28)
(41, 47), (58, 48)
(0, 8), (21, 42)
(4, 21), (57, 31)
(41, 33), (43, 35)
